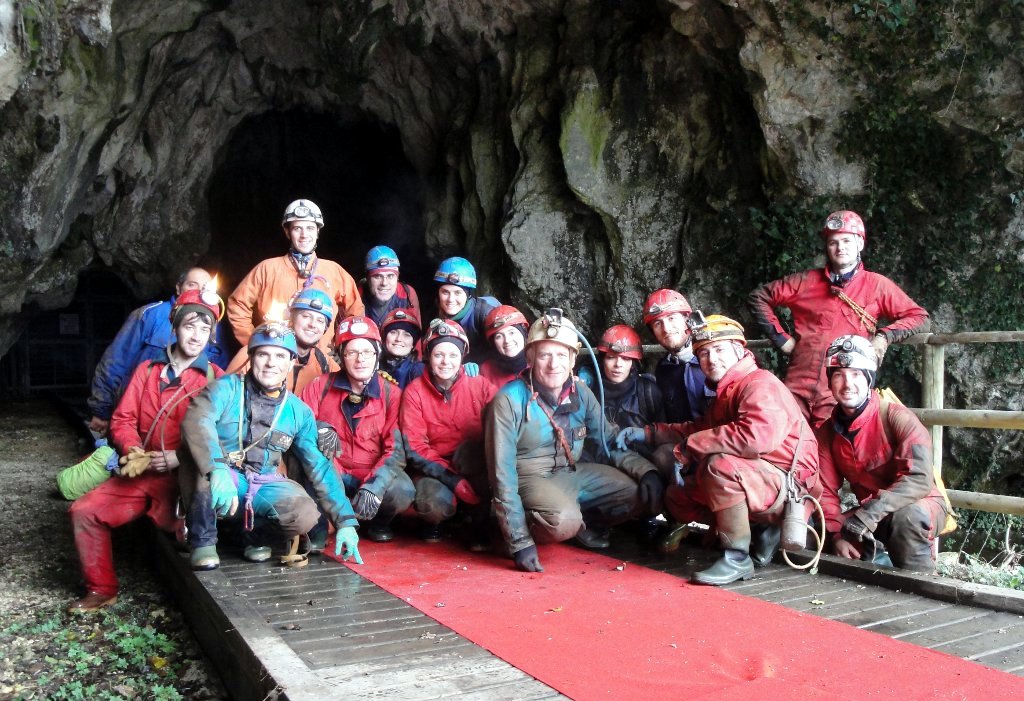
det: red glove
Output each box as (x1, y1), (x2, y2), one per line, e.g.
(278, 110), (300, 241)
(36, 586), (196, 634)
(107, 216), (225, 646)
(454, 479), (480, 505)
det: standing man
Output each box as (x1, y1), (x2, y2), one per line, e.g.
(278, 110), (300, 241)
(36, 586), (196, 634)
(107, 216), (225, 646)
(748, 210), (929, 427)
(621, 315), (819, 586)
(88, 267), (229, 436)
(227, 199), (363, 348)
(301, 316), (415, 545)
(69, 289), (225, 612)
(486, 309), (661, 573)
(179, 322), (361, 570)
(817, 335), (951, 572)
(225, 288), (339, 395)
(359, 245), (421, 328)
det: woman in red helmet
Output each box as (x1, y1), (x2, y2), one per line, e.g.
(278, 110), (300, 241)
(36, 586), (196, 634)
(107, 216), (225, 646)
(479, 305), (530, 387)
(399, 319), (497, 546)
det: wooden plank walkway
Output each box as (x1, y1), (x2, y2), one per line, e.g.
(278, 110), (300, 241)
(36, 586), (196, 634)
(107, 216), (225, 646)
(156, 530), (1024, 700)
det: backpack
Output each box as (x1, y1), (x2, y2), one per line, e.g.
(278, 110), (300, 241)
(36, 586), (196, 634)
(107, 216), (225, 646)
(875, 387), (957, 536)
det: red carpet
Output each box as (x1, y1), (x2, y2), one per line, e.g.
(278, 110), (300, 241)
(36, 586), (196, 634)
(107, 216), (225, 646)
(327, 538), (1024, 700)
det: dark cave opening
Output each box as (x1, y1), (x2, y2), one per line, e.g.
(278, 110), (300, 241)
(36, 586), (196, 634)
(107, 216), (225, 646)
(202, 109), (431, 303)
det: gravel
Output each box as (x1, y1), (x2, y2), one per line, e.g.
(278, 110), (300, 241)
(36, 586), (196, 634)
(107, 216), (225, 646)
(0, 399), (227, 700)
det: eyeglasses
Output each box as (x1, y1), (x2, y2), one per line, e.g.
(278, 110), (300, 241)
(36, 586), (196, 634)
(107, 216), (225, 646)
(343, 349), (377, 360)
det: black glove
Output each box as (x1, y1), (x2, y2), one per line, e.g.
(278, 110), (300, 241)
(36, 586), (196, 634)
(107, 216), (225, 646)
(513, 545), (544, 572)
(638, 472), (664, 516)
(351, 488), (383, 520)
(840, 513), (872, 542)
(316, 422), (340, 459)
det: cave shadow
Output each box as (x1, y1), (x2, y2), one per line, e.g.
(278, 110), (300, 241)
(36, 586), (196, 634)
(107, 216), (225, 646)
(203, 110), (431, 303)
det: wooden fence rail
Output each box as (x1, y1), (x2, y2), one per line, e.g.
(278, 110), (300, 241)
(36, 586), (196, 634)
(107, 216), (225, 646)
(641, 330), (1023, 518)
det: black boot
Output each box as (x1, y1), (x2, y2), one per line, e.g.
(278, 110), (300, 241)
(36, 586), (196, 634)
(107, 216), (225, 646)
(691, 503), (754, 586)
(574, 526), (611, 549)
(750, 524), (781, 568)
(691, 549), (755, 585)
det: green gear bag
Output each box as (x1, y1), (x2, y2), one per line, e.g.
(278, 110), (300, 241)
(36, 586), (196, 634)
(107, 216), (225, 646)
(57, 446), (115, 500)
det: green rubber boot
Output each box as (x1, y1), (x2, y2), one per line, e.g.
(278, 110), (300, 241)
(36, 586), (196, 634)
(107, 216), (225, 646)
(190, 545), (220, 571)
(243, 545), (273, 562)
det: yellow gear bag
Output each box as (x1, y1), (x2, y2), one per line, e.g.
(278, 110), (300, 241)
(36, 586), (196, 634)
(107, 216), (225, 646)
(875, 387), (957, 536)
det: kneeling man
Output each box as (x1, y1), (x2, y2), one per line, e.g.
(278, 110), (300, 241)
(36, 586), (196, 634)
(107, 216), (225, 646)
(817, 334), (950, 572)
(179, 322), (361, 569)
(487, 309), (661, 573)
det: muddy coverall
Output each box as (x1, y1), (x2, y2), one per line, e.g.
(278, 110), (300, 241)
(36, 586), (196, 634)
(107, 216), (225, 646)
(178, 374), (357, 548)
(399, 371), (497, 524)
(748, 264), (929, 426)
(651, 353), (820, 535)
(487, 377), (656, 555)
(72, 353), (222, 597)
(300, 372), (414, 526)
(817, 392), (948, 571)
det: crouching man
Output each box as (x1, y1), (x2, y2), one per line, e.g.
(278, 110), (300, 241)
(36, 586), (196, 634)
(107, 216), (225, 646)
(178, 322), (361, 570)
(486, 309), (661, 573)
(619, 315), (819, 586)
(68, 289), (225, 612)
(817, 335), (951, 572)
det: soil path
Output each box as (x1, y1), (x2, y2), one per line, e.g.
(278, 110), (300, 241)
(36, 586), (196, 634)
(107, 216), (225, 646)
(0, 399), (226, 700)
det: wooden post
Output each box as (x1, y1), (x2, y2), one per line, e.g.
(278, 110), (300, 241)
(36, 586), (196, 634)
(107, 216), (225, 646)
(921, 344), (945, 476)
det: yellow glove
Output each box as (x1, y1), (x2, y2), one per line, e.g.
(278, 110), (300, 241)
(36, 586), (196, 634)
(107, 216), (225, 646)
(118, 446), (158, 478)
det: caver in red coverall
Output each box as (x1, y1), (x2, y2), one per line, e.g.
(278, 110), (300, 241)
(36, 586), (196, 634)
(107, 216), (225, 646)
(399, 370), (497, 524)
(300, 371), (415, 525)
(70, 353), (222, 598)
(651, 351), (820, 534)
(748, 263), (929, 426)
(817, 392), (948, 571)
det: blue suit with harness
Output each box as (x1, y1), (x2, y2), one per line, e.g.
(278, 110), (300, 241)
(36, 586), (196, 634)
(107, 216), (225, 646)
(178, 373), (358, 552)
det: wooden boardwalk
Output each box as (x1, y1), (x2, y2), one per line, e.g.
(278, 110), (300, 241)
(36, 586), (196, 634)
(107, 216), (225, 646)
(156, 531), (1024, 700)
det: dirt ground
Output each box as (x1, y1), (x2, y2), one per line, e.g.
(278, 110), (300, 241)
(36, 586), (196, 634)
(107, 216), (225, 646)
(0, 399), (227, 700)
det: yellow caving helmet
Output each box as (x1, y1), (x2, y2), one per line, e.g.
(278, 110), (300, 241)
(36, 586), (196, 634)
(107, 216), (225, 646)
(690, 314), (746, 352)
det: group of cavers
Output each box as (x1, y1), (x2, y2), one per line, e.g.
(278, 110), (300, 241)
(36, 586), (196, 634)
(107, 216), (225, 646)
(63, 199), (952, 615)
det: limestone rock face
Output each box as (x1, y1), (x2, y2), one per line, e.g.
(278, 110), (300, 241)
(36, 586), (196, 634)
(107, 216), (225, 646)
(1, 1), (1022, 487)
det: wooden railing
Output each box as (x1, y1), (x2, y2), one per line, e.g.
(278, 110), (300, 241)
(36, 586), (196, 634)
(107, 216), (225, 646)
(641, 331), (1024, 517)
(903, 331), (1024, 517)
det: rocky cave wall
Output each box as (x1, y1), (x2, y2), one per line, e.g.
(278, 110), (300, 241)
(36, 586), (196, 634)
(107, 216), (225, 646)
(1, 0), (1022, 491)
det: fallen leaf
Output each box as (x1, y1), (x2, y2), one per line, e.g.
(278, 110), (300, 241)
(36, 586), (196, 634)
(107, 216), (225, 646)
(150, 656), (167, 669)
(546, 606), (563, 613)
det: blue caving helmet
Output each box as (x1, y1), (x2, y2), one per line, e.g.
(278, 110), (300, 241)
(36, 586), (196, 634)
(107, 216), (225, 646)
(434, 257), (477, 289)
(365, 245), (401, 274)
(289, 288), (334, 324)
(248, 322), (299, 358)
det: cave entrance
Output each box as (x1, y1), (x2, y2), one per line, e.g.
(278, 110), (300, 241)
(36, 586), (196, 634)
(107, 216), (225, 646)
(203, 110), (430, 306)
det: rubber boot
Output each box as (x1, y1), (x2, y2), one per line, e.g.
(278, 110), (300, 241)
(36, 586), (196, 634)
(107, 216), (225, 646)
(190, 545), (220, 571)
(691, 503), (754, 586)
(750, 524), (782, 568)
(574, 525), (611, 549)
